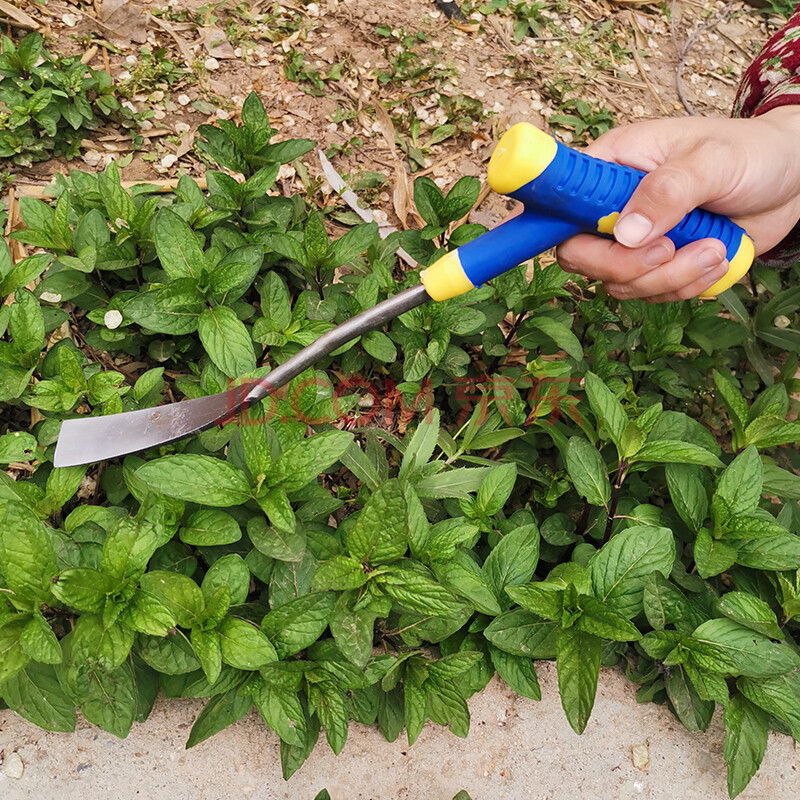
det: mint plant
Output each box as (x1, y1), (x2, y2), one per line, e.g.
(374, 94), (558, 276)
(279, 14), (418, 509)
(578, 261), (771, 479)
(3, 91), (800, 798)
(0, 33), (141, 166)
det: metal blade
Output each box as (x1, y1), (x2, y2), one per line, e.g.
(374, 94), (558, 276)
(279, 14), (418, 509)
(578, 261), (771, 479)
(53, 391), (237, 467)
(53, 284), (431, 467)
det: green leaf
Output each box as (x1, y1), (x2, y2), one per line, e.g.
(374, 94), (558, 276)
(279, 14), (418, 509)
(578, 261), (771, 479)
(723, 694), (769, 798)
(484, 524), (540, 595)
(584, 372), (626, 450)
(186, 685), (254, 747)
(0, 663), (76, 732)
(252, 683), (306, 747)
(483, 609), (559, 658)
(556, 626), (601, 734)
(155, 208), (207, 280)
(136, 455), (251, 507)
(730, 534), (800, 571)
(665, 463), (708, 531)
(0, 500), (57, 608)
(0, 431), (37, 464)
(261, 591), (336, 658)
(137, 633), (201, 675)
(715, 446), (762, 516)
(716, 592), (783, 640)
(413, 177), (445, 226)
(686, 618), (799, 678)
(312, 555), (368, 591)
(575, 595), (641, 641)
(303, 212), (328, 263)
(506, 583), (562, 621)
(190, 628), (222, 684)
(378, 566), (469, 617)
(565, 438), (610, 507)
(202, 553), (250, 606)
(632, 440), (723, 468)
(248, 516), (306, 563)
(404, 678), (427, 746)
(713, 370), (748, 435)
(20, 611), (61, 664)
(219, 618), (278, 670)
(432, 550), (502, 615)
(526, 316), (583, 361)
(328, 222), (379, 266)
(665, 666), (714, 733)
(694, 528), (737, 579)
(51, 568), (114, 612)
(488, 646), (541, 700)
(588, 526), (675, 618)
(398, 409), (439, 480)
(476, 462), (517, 517)
(198, 305), (256, 378)
(139, 571), (204, 628)
(180, 509), (242, 547)
(272, 430), (353, 492)
(346, 479), (409, 565)
(737, 672), (800, 740)
(79, 661), (137, 739)
(329, 591), (375, 668)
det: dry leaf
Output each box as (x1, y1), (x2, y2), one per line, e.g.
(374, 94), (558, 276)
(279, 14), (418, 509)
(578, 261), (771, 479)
(199, 26), (237, 59)
(0, 0), (39, 29)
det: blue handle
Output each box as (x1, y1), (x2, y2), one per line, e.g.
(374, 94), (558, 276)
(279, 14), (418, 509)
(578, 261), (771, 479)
(420, 123), (754, 301)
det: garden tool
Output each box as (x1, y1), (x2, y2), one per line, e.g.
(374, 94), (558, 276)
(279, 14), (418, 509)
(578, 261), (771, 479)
(53, 122), (754, 467)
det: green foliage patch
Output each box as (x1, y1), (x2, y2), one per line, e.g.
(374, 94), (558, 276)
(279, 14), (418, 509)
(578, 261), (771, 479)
(3, 92), (800, 797)
(0, 32), (141, 166)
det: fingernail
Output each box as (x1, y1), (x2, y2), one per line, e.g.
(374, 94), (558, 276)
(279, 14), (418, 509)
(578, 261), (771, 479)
(697, 248), (725, 271)
(644, 243), (672, 268)
(614, 213), (653, 247)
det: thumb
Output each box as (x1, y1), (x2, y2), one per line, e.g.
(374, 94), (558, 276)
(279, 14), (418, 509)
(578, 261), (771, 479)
(612, 155), (723, 249)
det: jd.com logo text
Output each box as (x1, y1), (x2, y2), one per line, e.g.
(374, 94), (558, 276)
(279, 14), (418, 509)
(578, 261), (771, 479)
(225, 374), (583, 429)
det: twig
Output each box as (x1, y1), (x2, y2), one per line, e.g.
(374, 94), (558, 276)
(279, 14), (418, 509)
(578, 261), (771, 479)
(14, 178), (208, 200)
(628, 11), (670, 115)
(671, 0), (735, 116)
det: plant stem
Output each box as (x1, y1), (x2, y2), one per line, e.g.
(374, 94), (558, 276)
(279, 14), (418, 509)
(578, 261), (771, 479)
(603, 460), (627, 543)
(576, 500), (591, 536)
(488, 310), (528, 373)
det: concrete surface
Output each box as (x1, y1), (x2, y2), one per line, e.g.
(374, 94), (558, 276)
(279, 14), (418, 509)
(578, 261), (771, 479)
(1, 663), (798, 800)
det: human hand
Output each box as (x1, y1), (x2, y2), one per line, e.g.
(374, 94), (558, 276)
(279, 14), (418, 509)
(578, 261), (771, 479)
(554, 107), (800, 302)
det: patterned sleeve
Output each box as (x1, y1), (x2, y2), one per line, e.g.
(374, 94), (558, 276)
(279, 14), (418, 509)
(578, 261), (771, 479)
(733, 6), (800, 265)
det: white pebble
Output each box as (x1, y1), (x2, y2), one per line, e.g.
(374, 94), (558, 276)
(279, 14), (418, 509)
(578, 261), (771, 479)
(774, 315), (791, 329)
(61, 13), (77, 27)
(175, 122), (191, 135)
(216, 109), (230, 120)
(632, 744), (650, 770)
(204, 57), (220, 71)
(177, 94), (191, 106)
(4, 752), (24, 780)
(152, 109), (166, 120)
(40, 292), (62, 303)
(150, 90), (165, 102)
(82, 151), (102, 166)
(161, 154), (178, 168)
(104, 310), (123, 330)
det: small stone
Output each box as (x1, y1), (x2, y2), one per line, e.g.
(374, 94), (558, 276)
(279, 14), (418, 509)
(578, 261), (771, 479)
(40, 292), (62, 304)
(204, 57), (220, 71)
(150, 90), (165, 102)
(174, 122), (191, 135)
(152, 109), (166, 120)
(5, 751), (24, 780)
(104, 310), (123, 330)
(160, 154), (178, 169)
(177, 94), (191, 106)
(61, 13), (77, 26)
(774, 315), (791, 329)
(81, 150), (102, 167)
(631, 744), (650, 770)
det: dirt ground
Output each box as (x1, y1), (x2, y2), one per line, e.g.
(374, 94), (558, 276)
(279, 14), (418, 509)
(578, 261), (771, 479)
(2, 665), (800, 800)
(6, 0), (783, 226)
